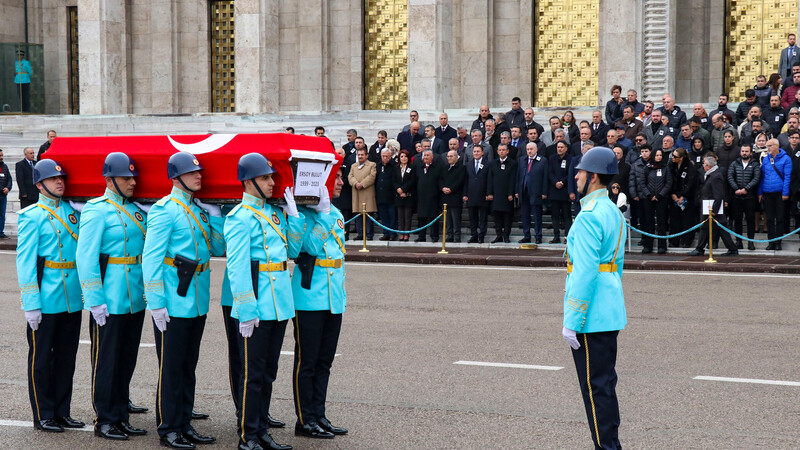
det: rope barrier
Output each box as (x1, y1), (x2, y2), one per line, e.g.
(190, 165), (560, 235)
(367, 213), (443, 234)
(343, 213), (361, 225)
(714, 219), (800, 243)
(626, 220), (707, 239)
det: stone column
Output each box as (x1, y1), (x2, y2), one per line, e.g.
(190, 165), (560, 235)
(235, 0), (280, 113)
(78, 0), (128, 114)
(459, 0), (492, 107)
(408, 0), (454, 109)
(150, 0), (178, 112)
(298, 0), (327, 111)
(598, 0), (640, 105)
(638, 0), (676, 101)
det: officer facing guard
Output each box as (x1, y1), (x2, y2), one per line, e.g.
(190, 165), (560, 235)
(76, 152), (148, 440)
(225, 153), (306, 450)
(16, 159), (86, 433)
(142, 151), (225, 449)
(291, 169), (348, 439)
(561, 147), (627, 450)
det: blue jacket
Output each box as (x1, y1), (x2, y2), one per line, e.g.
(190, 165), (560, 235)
(143, 187), (226, 318)
(77, 189), (147, 315)
(291, 206), (346, 313)
(564, 189), (627, 333)
(222, 193), (305, 322)
(758, 149), (792, 196)
(16, 195), (83, 313)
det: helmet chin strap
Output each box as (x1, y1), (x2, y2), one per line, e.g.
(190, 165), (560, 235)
(177, 175), (198, 194)
(41, 181), (61, 200)
(252, 179), (268, 200)
(111, 177), (127, 202)
(580, 172), (594, 196)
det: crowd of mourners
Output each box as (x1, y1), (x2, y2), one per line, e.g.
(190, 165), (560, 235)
(305, 62), (800, 252)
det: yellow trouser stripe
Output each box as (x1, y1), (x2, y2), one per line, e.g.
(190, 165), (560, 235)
(91, 322), (99, 421)
(240, 338), (249, 443)
(157, 331), (164, 428)
(584, 334), (602, 448)
(30, 329), (41, 421)
(293, 317), (304, 425)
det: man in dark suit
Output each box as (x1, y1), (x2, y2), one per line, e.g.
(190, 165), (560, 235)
(779, 33), (800, 79)
(509, 126), (525, 153)
(548, 141), (572, 243)
(506, 97), (525, 129)
(611, 146), (631, 196)
(487, 144), (518, 243)
(463, 146), (490, 243)
(517, 142), (548, 243)
(709, 94), (738, 127)
(544, 129), (568, 159)
(498, 132), (519, 161)
(522, 108), (544, 136)
(589, 110), (610, 146)
(16, 147), (38, 208)
(414, 150), (444, 242)
(571, 127), (594, 157)
(689, 156), (738, 256)
(37, 130), (56, 161)
(369, 130), (388, 163)
(441, 150), (466, 242)
(375, 149), (397, 241)
(435, 113), (458, 143)
(424, 125), (447, 156)
(397, 122), (424, 152)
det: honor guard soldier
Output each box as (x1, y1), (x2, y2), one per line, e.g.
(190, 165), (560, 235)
(291, 169), (348, 439)
(225, 153), (305, 450)
(76, 152), (148, 440)
(142, 151), (225, 449)
(561, 147), (627, 450)
(16, 159), (86, 433)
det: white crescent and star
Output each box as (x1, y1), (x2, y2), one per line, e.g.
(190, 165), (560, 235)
(167, 134), (237, 154)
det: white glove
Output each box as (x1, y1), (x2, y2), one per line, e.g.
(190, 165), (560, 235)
(309, 186), (331, 214)
(90, 304), (110, 327)
(25, 309), (42, 331)
(151, 307), (170, 332)
(281, 187), (299, 217)
(194, 198), (222, 217)
(239, 318), (259, 338)
(69, 200), (85, 212)
(133, 201), (152, 213)
(562, 326), (580, 350)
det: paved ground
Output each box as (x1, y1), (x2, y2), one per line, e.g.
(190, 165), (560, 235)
(0, 251), (799, 449)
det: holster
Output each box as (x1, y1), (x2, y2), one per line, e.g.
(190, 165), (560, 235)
(36, 256), (44, 288)
(294, 252), (316, 290)
(250, 260), (260, 299)
(99, 253), (110, 282)
(172, 254), (199, 297)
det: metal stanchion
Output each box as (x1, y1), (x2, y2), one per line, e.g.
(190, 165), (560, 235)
(438, 204), (448, 254)
(359, 203), (369, 253)
(705, 208), (716, 263)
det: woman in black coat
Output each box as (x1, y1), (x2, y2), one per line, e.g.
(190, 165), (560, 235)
(394, 150), (417, 241)
(639, 148), (673, 253)
(668, 148), (698, 248)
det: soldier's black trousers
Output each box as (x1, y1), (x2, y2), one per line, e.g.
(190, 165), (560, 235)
(27, 311), (81, 422)
(237, 320), (288, 442)
(571, 331), (622, 450)
(90, 311), (145, 425)
(222, 305), (241, 415)
(292, 310), (342, 425)
(153, 315), (206, 437)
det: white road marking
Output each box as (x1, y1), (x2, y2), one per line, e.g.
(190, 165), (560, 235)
(280, 350), (340, 357)
(78, 339), (155, 348)
(0, 419), (92, 431)
(454, 360), (563, 371)
(694, 375), (800, 387)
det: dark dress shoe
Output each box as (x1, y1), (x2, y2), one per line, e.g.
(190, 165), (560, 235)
(259, 433), (293, 450)
(431, 237), (439, 243)
(294, 421), (334, 439)
(95, 423), (128, 440)
(454, 238), (461, 243)
(641, 247), (652, 254)
(657, 248), (666, 254)
(352, 235), (363, 241)
(748, 242), (756, 250)
(57, 416), (85, 428)
(128, 401), (149, 414)
(239, 440), (264, 450)
(34, 418), (64, 432)
(379, 236), (390, 241)
(318, 417), (348, 435)
(723, 249), (739, 256)
(503, 237), (511, 243)
(184, 428), (215, 444)
(549, 237), (561, 244)
(535, 238), (542, 244)
(774, 244), (783, 251)
(688, 249), (703, 256)
(491, 236), (502, 243)
(160, 431), (195, 449)
(766, 243), (775, 250)
(414, 237), (426, 242)
(736, 238), (743, 249)
(477, 238), (484, 243)
(118, 420), (147, 435)
(518, 237), (531, 243)
(267, 414), (286, 428)
(467, 236), (478, 243)
(191, 410), (209, 420)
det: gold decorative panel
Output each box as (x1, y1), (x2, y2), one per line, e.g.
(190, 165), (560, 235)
(364, 0), (408, 110)
(726, 0), (799, 102)
(210, 0), (235, 112)
(68, 6), (79, 115)
(534, 0), (599, 107)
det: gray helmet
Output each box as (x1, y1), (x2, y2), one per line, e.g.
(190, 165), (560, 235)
(237, 153), (275, 181)
(167, 151), (203, 179)
(575, 146), (618, 175)
(33, 159), (67, 184)
(103, 152), (138, 177)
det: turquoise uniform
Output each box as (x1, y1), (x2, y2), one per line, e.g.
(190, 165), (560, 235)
(563, 188), (627, 333)
(77, 188), (147, 314)
(223, 193), (306, 322)
(15, 59), (32, 84)
(142, 187), (225, 318)
(16, 195), (82, 313)
(291, 206), (347, 313)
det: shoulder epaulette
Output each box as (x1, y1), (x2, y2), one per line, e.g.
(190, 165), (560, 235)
(582, 199), (597, 212)
(227, 204), (242, 217)
(154, 197), (169, 207)
(88, 196), (107, 204)
(17, 204), (37, 215)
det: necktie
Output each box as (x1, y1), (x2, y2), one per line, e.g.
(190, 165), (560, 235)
(594, 124), (598, 131)
(475, 161), (479, 173)
(513, 139), (518, 147)
(527, 158), (532, 173)
(425, 164), (429, 174)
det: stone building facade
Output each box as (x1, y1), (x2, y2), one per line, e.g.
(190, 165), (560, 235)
(1, 0), (799, 115)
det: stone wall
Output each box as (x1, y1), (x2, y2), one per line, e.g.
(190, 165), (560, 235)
(0, 2), (26, 43)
